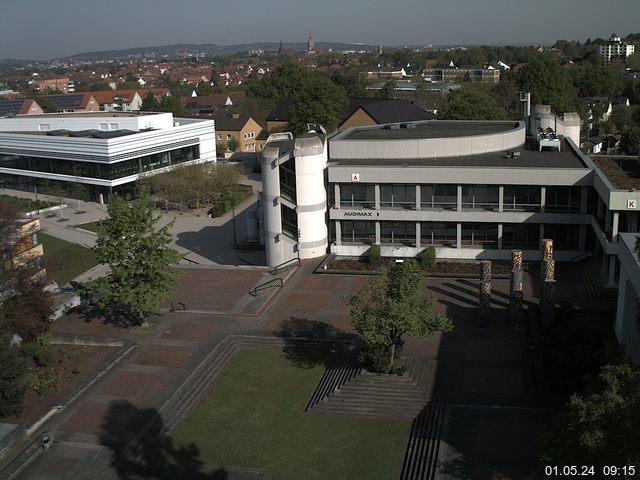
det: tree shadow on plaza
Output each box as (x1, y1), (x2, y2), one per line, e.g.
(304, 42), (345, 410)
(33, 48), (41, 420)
(272, 316), (360, 369)
(100, 400), (228, 480)
(72, 302), (161, 329)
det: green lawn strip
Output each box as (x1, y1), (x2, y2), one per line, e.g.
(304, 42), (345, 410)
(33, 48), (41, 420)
(38, 232), (98, 286)
(172, 351), (410, 480)
(74, 221), (101, 233)
(0, 194), (50, 213)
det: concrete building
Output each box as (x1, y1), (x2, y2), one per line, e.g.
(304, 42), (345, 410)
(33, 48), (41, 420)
(599, 34), (635, 64)
(0, 112), (216, 202)
(421, 67), (500, 83)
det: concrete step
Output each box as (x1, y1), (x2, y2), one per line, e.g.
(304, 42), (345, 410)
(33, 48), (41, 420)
(400, 403), (448, 480)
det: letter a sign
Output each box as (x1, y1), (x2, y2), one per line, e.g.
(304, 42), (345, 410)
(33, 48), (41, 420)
(351, 173), (360, 182)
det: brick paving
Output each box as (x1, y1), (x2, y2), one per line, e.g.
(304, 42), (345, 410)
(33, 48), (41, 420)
(11, 260), (563, 480)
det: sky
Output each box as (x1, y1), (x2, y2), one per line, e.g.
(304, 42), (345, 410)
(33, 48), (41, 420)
(1, 0), (639, 60)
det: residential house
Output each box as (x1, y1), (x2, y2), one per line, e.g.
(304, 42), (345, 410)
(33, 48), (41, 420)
(338, 98), (435, 131)
(213, 113), (263, 153)
(33, 78), (74, 93)
(0, 98), (44, 117)
(87, 90), (143, 112)
(181, 92), (247, 116)
(39, 94), (99, 113)
(599, 34), (635, 64)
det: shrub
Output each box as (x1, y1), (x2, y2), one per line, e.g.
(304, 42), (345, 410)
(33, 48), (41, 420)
(368, 244), (381, 268)
(418, 246), (436, 269)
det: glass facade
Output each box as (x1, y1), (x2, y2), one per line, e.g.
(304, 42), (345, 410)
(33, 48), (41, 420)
(341, 220), (375, 244)
(544, 224), (580, 250)
(461, 185), (499, 211)
(0, 145), (199, 181)
(461, 223), (498, 248)
(421, 184), (457, 209)
(380, 184), (416, 209)
(380, 221), (415, 245)
(545, 186), (581, 212)
(279, 160), (296, 201)
(503, 186), (541, 212)
(502, 223), (539, 250)
(340, 184), (375, 208)
(420, 222), (457, 247)
(281, 204), (298, 239)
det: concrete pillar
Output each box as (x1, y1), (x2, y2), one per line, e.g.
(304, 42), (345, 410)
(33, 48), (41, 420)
(602, 251), (607, 274)
(498, 224), (503, 250)
(629, 213), (638, 233)
(261, 149), (284, 267)
(375, 221), (380, 244)
(540, 186), (546, 213)
(335, 221), (342, 246)
(498, 186), (504, 213)
(579, 225), (586, 251)
(597, 196), (603, 219)
(415, 222), (421, 249)
(605, 208), (611, 232)
(580, 186), (588, 214)
(457, 185), (462, 212)
(456, 223), (462, 249)
(374, 184), (380, 210)
(415, 185), (421, 211)
(334, 184), (340, 209)
(612, 212), (619, 242)
(539, 224), (545, 243)
(608, 255), (617, 287)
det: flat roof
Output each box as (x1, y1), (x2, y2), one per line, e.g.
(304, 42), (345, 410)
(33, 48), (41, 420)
(329, 138), (588, 169)
(5, 112), (158, 119)
(593, 156), (640, 189)
(342, 121), (520, 140)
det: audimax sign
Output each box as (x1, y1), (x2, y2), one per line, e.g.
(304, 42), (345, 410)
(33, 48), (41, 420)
(343, 211), (380, 217)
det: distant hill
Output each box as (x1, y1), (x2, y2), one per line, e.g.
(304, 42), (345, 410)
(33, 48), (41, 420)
(63, 42), (380, 60)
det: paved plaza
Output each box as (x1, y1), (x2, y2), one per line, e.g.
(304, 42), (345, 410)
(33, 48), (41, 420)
(0, 255), (572, 480)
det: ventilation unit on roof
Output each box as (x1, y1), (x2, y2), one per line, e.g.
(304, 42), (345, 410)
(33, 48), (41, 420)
(389, 124), (400, 130)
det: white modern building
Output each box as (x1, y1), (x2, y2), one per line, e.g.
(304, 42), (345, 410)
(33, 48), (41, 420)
(260, 114), (640, 364)
(599, 34), (635, 64)
(0, 112), (216, 202)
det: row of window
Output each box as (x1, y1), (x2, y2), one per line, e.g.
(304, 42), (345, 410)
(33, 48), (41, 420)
(339, 221), (580, 250)
(338, 184), (587, 212)
(0, 145), (199, 181)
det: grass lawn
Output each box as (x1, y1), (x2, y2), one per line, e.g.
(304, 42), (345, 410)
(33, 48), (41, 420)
(74, 221), (101, 233)
(0, 194), (50, 213)
(172, 351), (411, 480)
(39, 232), (98, 286)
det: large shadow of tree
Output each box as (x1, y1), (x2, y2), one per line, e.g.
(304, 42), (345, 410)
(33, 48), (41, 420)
(100, 400), (228, 479)
(272, 317), (360, 369)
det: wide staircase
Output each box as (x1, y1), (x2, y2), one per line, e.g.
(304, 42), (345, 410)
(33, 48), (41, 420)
(570, 257), (617, 306)
(231, 258), (300, 315)
(400, 403), (449, 480)
(308, 355), (437, 420)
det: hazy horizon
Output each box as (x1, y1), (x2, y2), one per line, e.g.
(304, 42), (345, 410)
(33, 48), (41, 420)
(1, 0), (639, 61)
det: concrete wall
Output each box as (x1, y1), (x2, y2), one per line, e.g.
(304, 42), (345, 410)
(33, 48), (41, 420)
(0, 112), (174, 132)
(615, 233), (640, 365)
(330, 121), (525, 160)
(530, 105), (581, 146)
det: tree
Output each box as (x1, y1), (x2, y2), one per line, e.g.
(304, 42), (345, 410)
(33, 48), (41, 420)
(376, 79), (397, 99)
(226, 136), (239, 152)
(620, 127), (640, 155)
(540, 362), (640, 468)
(287, 76), (348, 134)
(141, 92), (160, 112)
(0, 271), (53, 342)
(437, 86), (508, 120)
(516, 58), (578, 113)
(346, 259), (452, 372)
(86, 194), (181, 326)
(0, 335), (26, 418)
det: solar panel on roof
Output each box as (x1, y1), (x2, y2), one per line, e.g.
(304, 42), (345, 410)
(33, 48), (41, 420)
(0, 99), (24, 116)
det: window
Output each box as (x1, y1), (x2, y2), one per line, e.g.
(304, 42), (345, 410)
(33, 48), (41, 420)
(545, 186), (581, 212)
(340, 184), (375, 208)
(226, 134), (232, 141)
(503, 186), (541, 212)
(544, 224), (579, 250)
(421, 222), (457, 247)
(461, 223), (498, 249)
(38, 124), (50, 131)
(99, 123), (108, 130)
(281, 204), (298, 239)
(421, 184), (457, 209)
(462, 185), (499, 211)
(380, 184), (416, 209)
(217, 134), (223, 140)
(341, 221), (375, 244)
(502, 223), (539, 250)
(279, 160), (296, 201)
(380, 222), (415, 245)
(109, 123), (119, 130)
